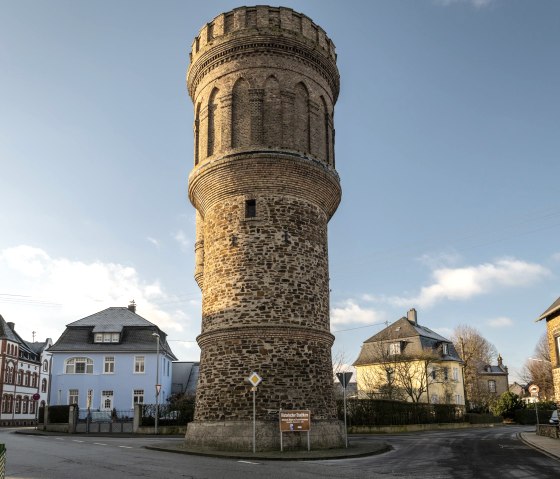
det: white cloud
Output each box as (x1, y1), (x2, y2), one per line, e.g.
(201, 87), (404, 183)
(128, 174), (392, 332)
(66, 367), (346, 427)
(173, 230), (191, 252)
(0, 245), (188, 347)
(488, 316), (513, 328)
(331, 300), (386, 327)
(433, 0), (495, 8)
(147, 237), (160, 248)
(551, 252), (560, 262)
(388, 258), (549, 308)
(417, 251), (462, 269)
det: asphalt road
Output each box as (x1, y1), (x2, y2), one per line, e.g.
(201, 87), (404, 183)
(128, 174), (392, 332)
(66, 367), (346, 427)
(2, 425), (560, 478)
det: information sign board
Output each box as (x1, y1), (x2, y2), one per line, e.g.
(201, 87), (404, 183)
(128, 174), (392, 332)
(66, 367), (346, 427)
(279, 410), (310, 432)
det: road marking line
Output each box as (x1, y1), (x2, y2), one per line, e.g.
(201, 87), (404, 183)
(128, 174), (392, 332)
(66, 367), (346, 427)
(237, 460), (259, 464)
(55, 438), (64, 440)
(93, 442), (107, 446)
(118, 446), (133, 449)
(73, 440), (84, 443)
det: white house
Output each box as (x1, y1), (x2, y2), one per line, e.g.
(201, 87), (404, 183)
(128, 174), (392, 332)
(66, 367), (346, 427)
(48, 303), (177, 412)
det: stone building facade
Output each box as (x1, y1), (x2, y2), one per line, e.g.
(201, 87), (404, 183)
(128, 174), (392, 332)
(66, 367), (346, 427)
(185, 6), (344, 450)
(536, 297), (560, 404)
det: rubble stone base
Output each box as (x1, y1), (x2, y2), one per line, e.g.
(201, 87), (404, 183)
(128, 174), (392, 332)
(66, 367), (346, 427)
(185, 419), (345, 451)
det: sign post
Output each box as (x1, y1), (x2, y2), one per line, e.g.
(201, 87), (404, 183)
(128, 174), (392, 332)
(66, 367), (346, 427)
(32, 393), (40, 429)
(279, 410), (311, 452)
(336, 371), (353, 448)
(247, 372), (262, 453)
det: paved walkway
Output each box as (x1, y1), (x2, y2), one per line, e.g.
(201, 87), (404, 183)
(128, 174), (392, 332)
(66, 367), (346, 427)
(519, 431), (560, 461)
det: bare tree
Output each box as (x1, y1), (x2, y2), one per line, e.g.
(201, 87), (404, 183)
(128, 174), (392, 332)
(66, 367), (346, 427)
(451, 325), (497, 409)
(521, 333), (554, 400)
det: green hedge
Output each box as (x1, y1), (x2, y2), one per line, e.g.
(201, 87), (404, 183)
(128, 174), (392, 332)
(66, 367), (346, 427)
(514, 408), (556, 425)
(465, 413), (502, 424)
(338, 399), (464, 426)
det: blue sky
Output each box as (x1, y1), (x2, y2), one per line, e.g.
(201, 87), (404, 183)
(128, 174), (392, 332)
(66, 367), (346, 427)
(1, 0), (559, 382)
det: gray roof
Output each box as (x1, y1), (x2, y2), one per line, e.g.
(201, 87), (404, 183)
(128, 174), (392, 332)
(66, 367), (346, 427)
(0, 315), (41, 361)
(171, 361), (200, 395)
(536, 295), (560, 322)
(50, 307), (177, 360)
(354, 316), (462, 367)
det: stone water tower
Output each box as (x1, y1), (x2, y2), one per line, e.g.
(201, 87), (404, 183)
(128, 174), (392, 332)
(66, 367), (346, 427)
(185, 6), (343, 450)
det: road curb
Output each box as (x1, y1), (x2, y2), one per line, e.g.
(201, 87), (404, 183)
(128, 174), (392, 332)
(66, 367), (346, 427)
(144, 443), (393, 461)
(518, 432), (560, 462)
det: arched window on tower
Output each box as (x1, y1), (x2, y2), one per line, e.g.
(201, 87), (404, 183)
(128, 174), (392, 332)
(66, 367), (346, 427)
(232, 78), (251, 149)
(263, 76), (281, 147)
(194, 103), (201, 165)
(293, 82), (310, 153)
(207, 88), (220, 157)
(41, 378), (48, 393)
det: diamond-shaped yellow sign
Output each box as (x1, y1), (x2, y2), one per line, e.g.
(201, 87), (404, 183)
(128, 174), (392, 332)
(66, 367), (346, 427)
(248, 372), (262, 387)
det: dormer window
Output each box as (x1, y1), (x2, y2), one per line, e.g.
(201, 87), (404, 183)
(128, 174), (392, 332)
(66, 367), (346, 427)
(442, 343), (449, 355)
(94, 333), (120, 343)
(389, 342), (401, 355)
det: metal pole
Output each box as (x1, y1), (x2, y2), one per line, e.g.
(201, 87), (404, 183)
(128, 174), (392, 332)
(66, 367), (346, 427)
(252, 387), (256, 453)
(343, 384), (348, 448)
(535, 393), (539, 428)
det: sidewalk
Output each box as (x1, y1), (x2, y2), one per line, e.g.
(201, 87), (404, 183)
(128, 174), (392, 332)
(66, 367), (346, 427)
(519, 431), (560, 461)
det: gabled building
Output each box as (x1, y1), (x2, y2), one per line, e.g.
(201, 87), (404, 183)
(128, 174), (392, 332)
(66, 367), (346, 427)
(476, 354), (509, 400)
(26, 337), (53, 408)
(353, 309), (465, 405)
(0, 315), (45, 425)
(536, 296), (560, 403)
(49, 303), (177, 412)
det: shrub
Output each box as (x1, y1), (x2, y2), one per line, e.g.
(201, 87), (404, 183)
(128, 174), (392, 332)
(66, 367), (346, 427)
(489, 392), (524, 419)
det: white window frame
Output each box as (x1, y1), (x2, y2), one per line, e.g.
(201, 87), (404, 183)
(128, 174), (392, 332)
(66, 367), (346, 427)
(389, 342), (401, 355)
(94, 333), (103, 343)
(68, 389), (79, 405)
(104, 356), (115, 374)
(443, 343), (449, 355)
(488, 380), (497, 393)
(134, 356), (145, 374)
(65, 357), (93, 374)
(453, 367), (459, 381)
(133, 389), (145, 407)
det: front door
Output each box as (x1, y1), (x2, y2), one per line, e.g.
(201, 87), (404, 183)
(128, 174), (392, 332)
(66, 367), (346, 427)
(101, 390), (113, 410)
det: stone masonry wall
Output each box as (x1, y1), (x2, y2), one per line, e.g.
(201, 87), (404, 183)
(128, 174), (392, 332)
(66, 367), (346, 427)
(185, 6), (343, 449)
(546, 315), (560, 403)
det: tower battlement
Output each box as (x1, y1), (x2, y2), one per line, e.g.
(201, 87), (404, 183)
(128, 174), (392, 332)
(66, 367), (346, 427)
(189, 6), (337, 64)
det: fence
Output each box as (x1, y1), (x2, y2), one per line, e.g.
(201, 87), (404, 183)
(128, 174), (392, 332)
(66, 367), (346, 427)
(0, 444), (5, 479)
(75, 408), (134, 433)
(140, 401), (194, 427)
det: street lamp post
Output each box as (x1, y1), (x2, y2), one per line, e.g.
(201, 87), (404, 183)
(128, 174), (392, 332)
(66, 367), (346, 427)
(152, 332), (160, 435)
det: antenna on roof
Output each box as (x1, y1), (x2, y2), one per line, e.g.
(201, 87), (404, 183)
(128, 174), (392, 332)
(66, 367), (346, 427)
(32, 331), (36, 342)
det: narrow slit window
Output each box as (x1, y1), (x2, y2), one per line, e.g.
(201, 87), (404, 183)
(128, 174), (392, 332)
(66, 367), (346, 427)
(245, 199), (256, 218)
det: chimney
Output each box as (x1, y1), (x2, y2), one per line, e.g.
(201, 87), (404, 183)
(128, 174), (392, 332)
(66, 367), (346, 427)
(407, 308), (417, 326)
(6, 322), (15, 331)
(128, 300), (136, 313)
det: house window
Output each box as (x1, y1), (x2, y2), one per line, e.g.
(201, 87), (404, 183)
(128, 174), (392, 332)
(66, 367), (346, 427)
(68, 389), (79, 405)
(87, 389), (94, 409)
(455, 394), (461, 404)
(17, 370), (23, 385)
(22, 397), (29, 414)
(488, 380), (496, 393)
(386, 368), (394, 383)
(41, 378), (47, 393)
(389, 342), (401, 355)
(104, 356), (115, 374)
(94, 333), (120, 343)
(65, 357), (93, 374)
(443, 367), (449, 381)
(245, 199), (256, 218)
(430, 368), (437, 380)
(32, 373), (38, 387)
(453, 368), (459, 381)
(30, 399), (35, 414)
(431, 394), (439, 404)
(442, 343), (449, 355)
(134, 356), (145, 373)
(43, 360), (49, 372)
(15, 395), (21, 414)
(133, 389), (145, 406)
(25, 371), (30, 386)
(2, 395), (11, 414)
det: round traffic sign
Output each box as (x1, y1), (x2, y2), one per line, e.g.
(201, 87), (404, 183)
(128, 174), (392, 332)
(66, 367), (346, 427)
(33, 393), (41, 401)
